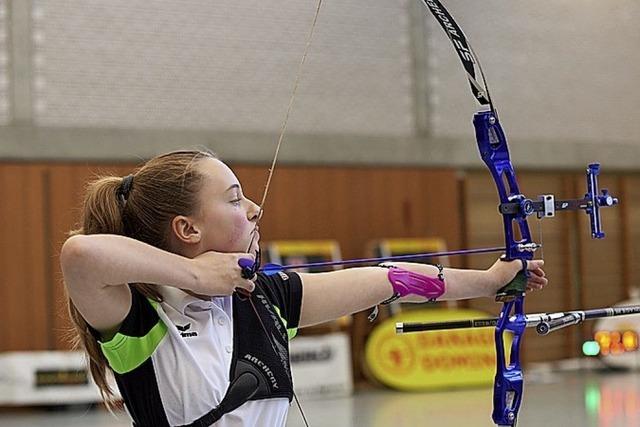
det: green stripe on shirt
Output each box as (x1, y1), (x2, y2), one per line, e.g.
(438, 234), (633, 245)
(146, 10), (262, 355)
(273, 305), (298, 340)
(99, 299), (168, 374)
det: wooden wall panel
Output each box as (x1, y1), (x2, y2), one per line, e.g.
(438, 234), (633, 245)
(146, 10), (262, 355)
(2, 160), (634, 373)
(0, 164), (50, 351)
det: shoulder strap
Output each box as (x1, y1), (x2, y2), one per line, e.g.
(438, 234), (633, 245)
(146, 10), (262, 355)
(176, 371), (259, 427)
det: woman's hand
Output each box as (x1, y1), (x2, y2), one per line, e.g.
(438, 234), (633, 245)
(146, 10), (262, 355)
(189, 251), (256, 296)
(487, 258), (547, 296)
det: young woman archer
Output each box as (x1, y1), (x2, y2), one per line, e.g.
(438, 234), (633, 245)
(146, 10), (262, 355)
(60, 149), (547, 426)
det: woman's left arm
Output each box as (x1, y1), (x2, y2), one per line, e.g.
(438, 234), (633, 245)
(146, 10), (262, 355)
(297, 259), (546, 327)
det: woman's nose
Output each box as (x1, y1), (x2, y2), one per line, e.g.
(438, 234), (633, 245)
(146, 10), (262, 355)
(247, 200), (261, 221)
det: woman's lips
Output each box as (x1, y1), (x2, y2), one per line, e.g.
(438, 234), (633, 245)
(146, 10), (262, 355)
(249, 230), (260, 247)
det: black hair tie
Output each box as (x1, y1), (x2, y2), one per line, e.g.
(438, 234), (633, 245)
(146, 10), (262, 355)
(117, 174), (134, 207)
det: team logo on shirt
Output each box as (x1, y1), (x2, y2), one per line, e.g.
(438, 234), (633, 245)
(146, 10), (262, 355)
(176, 323), (198, 338)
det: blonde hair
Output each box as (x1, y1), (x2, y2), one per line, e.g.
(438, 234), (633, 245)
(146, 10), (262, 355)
(65, 149), (216, 406)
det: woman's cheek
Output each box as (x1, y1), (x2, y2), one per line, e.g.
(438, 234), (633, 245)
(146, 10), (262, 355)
(227, 211), (249, 248)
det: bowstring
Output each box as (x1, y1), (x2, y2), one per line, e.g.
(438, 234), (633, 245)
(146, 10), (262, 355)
(537, 216), (544, 261)
(246, 0), (324, 254)
(241, 2), (324, 426)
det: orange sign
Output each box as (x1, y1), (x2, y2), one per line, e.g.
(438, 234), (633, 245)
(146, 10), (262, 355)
(365, 308), (510, 390)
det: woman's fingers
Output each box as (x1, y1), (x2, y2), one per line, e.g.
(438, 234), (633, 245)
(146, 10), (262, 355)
(525, 259), (544, 273)
(233, 253), (257, 293)
(525, 268), (548, 291)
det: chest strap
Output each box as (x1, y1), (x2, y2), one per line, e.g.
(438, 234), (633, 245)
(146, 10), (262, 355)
(176, 371), (259, 427)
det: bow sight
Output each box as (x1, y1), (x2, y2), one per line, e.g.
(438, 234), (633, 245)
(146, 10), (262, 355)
(476, 110), (618, 244)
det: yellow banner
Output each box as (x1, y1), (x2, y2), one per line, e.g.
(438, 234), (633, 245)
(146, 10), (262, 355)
(382, 238), (446, 254)
(268, 240), (339, 256)
(365, 308), (511, 390)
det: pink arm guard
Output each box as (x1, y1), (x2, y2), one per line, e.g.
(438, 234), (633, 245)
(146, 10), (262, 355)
(382, 264), (446, 303)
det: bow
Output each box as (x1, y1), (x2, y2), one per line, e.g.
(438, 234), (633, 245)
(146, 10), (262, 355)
(399, 1), (620, 426)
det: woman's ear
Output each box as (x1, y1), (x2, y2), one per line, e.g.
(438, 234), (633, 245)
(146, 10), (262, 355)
(171, 215), (202, 244)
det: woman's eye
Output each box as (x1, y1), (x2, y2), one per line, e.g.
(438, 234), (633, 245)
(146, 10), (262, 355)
(231, 198), (242, 205)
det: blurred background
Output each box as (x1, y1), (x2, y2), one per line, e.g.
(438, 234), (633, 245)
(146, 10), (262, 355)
(1, 0), (639, 426)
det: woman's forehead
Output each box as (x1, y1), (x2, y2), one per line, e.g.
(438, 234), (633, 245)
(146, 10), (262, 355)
(197, 158), (240, 193)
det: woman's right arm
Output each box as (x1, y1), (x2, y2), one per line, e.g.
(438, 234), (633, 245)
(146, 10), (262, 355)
(60, 234), (254, 334)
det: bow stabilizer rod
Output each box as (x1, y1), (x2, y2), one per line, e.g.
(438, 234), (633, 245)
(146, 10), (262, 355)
(395, 305), (640, 335)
